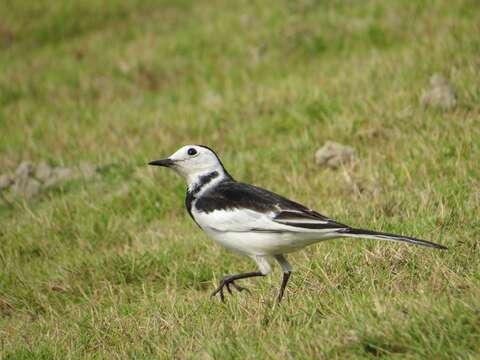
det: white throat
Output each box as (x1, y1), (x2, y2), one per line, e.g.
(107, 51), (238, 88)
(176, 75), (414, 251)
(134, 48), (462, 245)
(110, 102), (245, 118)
(184, 163), (223, 184)
(187, 169), (228, 197)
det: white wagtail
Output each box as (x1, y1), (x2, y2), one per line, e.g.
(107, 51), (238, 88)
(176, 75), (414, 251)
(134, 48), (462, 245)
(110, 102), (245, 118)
(149, 145), (447, 303)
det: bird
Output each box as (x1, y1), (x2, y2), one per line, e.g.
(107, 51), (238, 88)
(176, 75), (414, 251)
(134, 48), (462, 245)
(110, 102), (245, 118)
(149, 145), (447, 303)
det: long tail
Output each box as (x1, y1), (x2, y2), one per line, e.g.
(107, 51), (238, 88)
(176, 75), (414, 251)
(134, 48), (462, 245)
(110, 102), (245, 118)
(337, 227), (447, 250)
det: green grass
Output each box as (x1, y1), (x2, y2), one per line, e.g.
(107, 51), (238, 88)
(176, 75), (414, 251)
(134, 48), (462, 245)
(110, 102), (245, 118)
(1, 0), (479, 358)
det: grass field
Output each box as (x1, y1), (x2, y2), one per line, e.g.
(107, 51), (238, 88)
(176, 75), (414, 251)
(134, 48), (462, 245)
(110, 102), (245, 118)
(1, 0), (479, 358)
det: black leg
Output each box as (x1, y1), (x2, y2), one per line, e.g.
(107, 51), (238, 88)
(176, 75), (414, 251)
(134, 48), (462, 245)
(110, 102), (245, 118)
(212, 271), (264, 302)
(277, 271), (292, 303)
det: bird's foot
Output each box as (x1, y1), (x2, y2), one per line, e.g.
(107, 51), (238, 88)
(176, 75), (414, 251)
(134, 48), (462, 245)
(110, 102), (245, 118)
(211, 277), (250, 302)
(227, 281), (250, 294)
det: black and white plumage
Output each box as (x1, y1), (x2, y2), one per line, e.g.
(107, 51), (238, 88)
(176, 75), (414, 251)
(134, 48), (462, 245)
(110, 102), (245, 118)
(149, 145), (447, 303)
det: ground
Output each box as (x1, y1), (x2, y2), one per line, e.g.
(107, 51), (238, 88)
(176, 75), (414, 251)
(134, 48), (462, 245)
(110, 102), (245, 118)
(1, 0), (479, 358)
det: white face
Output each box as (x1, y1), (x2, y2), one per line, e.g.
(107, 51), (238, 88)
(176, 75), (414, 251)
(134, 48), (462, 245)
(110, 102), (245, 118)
(151, 145), (224, 184)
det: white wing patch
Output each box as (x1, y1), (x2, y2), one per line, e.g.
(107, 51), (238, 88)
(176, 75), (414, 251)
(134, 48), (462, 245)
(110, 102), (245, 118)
(272, 209), (346, 229)
(274, 211), (331, 224)
(192, 208), (343, 234)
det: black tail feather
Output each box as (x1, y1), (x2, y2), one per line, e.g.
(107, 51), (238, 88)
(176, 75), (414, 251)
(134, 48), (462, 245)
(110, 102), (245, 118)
(338, 227), (447, 250)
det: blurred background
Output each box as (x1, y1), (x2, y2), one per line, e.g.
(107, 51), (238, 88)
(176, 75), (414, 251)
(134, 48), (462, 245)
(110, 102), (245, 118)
(1, 0), (479, 358)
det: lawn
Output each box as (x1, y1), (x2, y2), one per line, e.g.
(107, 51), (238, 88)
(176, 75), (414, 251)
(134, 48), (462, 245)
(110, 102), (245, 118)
(1, 0), (479, 358)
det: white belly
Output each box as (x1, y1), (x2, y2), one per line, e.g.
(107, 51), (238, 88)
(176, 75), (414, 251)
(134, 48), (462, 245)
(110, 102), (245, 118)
(203, 227), (326, 255)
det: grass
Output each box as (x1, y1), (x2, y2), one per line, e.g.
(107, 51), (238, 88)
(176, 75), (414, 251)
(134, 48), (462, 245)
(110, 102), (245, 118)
(1, 0), (479, 358)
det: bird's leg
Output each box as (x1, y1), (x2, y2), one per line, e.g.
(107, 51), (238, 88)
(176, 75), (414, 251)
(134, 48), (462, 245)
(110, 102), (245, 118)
(212, 271), (264, 302)
(277, 271), (292, 303)
(273, 254), (293, 303)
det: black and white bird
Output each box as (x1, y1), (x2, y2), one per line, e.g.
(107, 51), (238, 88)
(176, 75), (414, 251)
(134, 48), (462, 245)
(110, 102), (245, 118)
(149, 145), (447, 303)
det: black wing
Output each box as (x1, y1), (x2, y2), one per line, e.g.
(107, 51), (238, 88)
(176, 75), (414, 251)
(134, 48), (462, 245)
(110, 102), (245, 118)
(195, 180), (348, 230)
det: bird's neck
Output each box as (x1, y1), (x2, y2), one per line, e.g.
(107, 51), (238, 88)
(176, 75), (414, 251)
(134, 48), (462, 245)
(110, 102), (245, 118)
(187, 169), (231, 197)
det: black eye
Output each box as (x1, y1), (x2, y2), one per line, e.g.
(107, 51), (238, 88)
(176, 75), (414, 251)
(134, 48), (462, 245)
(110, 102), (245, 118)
(187, 148), (197, 156)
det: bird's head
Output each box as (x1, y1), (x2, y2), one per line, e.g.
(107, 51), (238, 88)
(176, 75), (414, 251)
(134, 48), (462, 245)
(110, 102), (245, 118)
(149, 145), (229, 184)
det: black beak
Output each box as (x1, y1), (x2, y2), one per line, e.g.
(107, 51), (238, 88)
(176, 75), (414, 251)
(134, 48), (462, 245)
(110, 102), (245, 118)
(148, 158), (175, 167)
